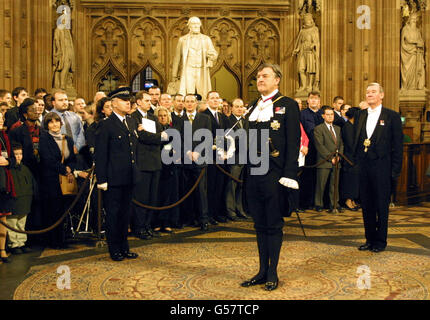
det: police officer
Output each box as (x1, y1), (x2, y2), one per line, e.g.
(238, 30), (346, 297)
(95, 87), (139, 261)
(241, 64), (301, 291)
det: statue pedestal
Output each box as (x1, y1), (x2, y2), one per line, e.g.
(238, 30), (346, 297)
(399, 89), (428, 142)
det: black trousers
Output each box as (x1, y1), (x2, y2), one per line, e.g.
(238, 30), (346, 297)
(183, 166), (209, 225)
(207, 164), (227, 219)
(359, 158), (391, 249)
(245, 168), (284, 234)
(155, 166), (180, 228)
(104, 185), (132, 256)
(133, 171), (160, 232)
(44, 195), (71, 248)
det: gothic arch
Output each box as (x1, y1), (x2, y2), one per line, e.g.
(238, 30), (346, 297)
(209, 18), (242, 77)
(244, 18), (280, 78)
(130, 61), (166, 92)
(91, 16), (128, 78)
(93, 61), (127, 95)
(130, 17), (167, 77)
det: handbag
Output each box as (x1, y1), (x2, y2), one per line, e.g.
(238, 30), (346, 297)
(59, 136), (78, 196)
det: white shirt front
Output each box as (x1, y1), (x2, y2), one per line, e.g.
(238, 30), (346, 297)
(174, 110), (184, 117)
(137, 108), (148, 119)
(249, 89), (279, 122)
(208, 107), (219, 120)
(325, 122), (336, 139)
(186, 111), (197, 120)
(113, 111), (126, 123)
(366, 104), (382, 139)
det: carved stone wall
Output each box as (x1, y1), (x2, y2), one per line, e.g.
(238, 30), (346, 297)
(73, 0), (290, 102)
(1, 0), (430, 142)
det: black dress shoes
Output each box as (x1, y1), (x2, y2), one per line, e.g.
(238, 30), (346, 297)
(315, 206), (323, 212)
(137, 230), (152, 240)
(200, 223), (209, 231)
(215, 216), (227, 223)
(110, 253), (125, 261)
(264, 280), (279, 291)
(209, 218), (218, 226)
(371, 247), (385, 253)
(241, 277), (267, 287)
(123, 251), (139, 259)
(358, 243), (373, 251)
(227, 215), (238, 221)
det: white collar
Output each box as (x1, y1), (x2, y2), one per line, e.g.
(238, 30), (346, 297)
(187, 111), (197, 117)
(113, 111), (126, 122)
(260, 89), (279, 102)
(138, 108), (147, 117)
(368, 104), (382, 114)
(208, 107), (218, 117)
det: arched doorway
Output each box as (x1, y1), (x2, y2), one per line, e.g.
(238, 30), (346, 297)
(211, 64), (240, 102)
(131, 65), (164, 93)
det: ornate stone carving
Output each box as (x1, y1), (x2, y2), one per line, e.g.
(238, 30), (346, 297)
(209, 19), (241, 74)
(91, 18), (127, 75)
(245, 19), (279, 73)
(131, 18), (165, 74)
(298, 0), (321, 15)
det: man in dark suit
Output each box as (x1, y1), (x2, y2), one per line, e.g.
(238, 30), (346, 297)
(131, 90), (167, 240)
(313, 106), (344, 213)
(225, 98), (249, 220)
(354, 83), (403, 253)
(332, 96), (346, 128)
(203, 91), (230, 223)
(182, 94), (211, 231)
(241, 63), (301, 291)
(95, 87), (139, 261)
(299, 92), (323, 210)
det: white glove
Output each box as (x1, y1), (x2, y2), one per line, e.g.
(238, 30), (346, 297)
(97, 183), (108, 191)
(161, 131), (168, 141)
(279, 177), (299, 190)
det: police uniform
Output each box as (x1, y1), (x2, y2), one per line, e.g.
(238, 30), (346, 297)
(242, 90), (301, 290)
(95, 87), (139, 261)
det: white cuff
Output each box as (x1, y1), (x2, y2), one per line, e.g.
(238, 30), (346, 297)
(279, 177), (299, 190)
(97, 183), (108, 191)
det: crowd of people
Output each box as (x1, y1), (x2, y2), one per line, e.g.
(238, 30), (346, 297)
(0, 80), (399, 265)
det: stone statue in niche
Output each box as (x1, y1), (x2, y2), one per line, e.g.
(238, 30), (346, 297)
(53, 13), (76, 90)
(171, 17), (218, 98)
(401, 12), (426, 91)
(293, 13), (320, 94)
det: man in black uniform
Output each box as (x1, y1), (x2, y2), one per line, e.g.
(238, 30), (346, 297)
(241, 63), (301, 291)
(354, 83), (403, 253)
(95, 87), (139, 261)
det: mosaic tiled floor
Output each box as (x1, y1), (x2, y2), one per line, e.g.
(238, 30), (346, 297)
(7, 206), (430, 300)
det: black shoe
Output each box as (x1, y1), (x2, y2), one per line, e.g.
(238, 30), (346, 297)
(371, 247), (385, 253)
(11, 247), (23, 254)
(264, 280), (279, 291)
(200, 223), (209, 231)
(227, 215), (238, 221)
(358, 243), (373, 251)
(148, 229), (162, 238)
(110, 252), (124, 261)
(241, 277), (267, 287)
(209, 218), (218, 226)
(315, 206), (323, 212)
(236, 213), (250, 220)
(215, 216), (227, 223)
(296, 208), (305, 213)
(123, 251), (139, 259)
(0, 250), (10, 263)
(137, 230), (152, 240)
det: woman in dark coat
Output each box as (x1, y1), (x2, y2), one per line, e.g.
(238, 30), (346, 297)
(39, 112), (77, 249)
(0, 112), (16, 262)
(341, 107), (360, 210)
(153, 107), (182, 233)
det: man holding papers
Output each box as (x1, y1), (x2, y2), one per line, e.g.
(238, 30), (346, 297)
(131, 90), (168, 240)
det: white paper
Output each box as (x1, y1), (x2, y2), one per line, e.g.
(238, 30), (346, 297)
(298, 152), (305, 167)
(141, 118), (156, 134)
